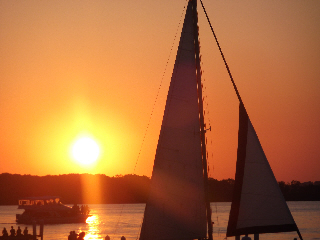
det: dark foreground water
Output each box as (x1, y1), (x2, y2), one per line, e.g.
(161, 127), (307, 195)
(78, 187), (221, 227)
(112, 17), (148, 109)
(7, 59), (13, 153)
(0, 202), (319, 240)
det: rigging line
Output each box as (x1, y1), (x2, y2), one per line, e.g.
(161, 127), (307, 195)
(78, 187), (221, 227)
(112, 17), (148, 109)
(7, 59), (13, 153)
(199, 0), (244, 107)
(132, 0), (189, 174)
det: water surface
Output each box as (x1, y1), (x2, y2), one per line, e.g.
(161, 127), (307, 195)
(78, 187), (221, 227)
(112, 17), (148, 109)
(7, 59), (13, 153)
(0, 202), (319, 240)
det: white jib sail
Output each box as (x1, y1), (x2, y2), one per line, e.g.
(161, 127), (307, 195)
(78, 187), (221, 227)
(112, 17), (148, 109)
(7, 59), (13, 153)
(227, 104), (298, 237)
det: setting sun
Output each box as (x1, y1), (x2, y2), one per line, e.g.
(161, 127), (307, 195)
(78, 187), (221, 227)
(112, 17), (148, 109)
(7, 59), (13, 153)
(71, 137), (100, 165)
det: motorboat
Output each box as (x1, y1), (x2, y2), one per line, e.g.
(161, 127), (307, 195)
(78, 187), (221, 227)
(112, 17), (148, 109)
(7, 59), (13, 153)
(16, 196), (89, 224)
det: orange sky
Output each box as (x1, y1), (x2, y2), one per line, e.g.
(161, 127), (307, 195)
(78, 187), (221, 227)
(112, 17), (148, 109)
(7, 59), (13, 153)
(0, 0), (319, 183)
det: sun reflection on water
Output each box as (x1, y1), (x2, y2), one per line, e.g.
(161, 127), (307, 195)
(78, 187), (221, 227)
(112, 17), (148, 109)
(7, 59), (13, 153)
(70, 204), (143, 240)
(82, 215), (102, 240)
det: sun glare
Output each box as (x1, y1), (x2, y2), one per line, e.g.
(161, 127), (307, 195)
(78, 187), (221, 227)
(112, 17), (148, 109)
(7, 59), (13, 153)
(71, 137), (100, 165)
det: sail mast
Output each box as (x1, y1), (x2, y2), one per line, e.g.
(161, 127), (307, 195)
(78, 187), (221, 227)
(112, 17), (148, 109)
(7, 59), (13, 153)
(192, 0), (213, 239)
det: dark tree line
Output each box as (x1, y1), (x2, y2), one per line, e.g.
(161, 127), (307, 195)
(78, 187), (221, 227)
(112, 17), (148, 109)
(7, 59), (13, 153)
(0, 173), (150, 205)
(0, 173), (319, 205)
(278, 180), (320, 201)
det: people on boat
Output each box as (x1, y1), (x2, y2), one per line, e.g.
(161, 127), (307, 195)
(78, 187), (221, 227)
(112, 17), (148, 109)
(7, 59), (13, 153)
(80, 205), (90, 215)
(241, 234), (251, 240)
(17, 198), (89, 224)
(9, 226), (15, 237)
(16, 227), (22, 236)
(2, 228), (8, 238)
(105, 235), (110, 240)
(80, 205), (84, 213)
(23, 227), (28, 236)
(121, 236), (126, 240)
(72, 204), (80, 213)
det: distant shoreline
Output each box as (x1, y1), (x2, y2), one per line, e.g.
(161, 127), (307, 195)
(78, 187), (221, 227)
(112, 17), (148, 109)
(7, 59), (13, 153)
(1, 173), (319, 205)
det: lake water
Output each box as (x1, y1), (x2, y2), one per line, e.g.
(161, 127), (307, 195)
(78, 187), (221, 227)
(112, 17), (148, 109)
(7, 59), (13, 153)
(0, 202), (319, 240)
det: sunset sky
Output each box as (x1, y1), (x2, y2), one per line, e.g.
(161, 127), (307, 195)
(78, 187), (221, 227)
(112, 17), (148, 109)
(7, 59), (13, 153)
(1, 0), (319, 183)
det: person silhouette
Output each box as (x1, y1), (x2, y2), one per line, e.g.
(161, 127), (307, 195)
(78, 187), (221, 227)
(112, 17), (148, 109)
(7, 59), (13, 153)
(16, 226), (22, 236)
(77, 232), (85, 240)
(23, 227), (28, 236)
(72, 231), (78, 240)
(2, 228), (8, 237)
(242, 234), (251, 240)
(9, 226), (15, 237)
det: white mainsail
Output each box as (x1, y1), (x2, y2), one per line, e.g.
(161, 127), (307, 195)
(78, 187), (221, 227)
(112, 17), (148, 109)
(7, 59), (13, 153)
(139, 1), (207, 240)
(227, 103), (301, 238)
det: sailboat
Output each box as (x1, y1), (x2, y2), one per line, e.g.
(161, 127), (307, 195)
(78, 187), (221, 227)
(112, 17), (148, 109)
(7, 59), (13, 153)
(139, 0), (303, 240)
